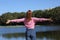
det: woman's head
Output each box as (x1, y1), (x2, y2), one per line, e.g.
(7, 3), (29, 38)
(25, 10), (32, 18)
(25, 10), (32, 22)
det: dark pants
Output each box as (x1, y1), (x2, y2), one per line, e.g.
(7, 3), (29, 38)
(26, 28), (36, 40)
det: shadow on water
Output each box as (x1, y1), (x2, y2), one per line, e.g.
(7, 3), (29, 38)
(36, 31), (60, 40)
(2, 31), (60, 40)
(2, 33), (25, 38)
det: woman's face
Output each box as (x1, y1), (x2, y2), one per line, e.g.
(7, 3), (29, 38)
(26, 10), (32, 18)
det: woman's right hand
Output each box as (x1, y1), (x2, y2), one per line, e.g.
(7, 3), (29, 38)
(6, 20), (10, 24)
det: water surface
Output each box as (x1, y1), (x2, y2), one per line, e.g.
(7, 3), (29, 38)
(0, 25), (60, 40)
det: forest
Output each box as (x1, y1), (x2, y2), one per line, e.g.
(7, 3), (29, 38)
(0, 6), (60, 26)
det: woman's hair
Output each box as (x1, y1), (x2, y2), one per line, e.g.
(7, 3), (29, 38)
(25, 10), (32, 22)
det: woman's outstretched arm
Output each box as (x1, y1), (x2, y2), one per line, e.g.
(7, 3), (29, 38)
(6, 18), (25, 24)
(33, 17), (53, 22)
(39, 18), (53, 21)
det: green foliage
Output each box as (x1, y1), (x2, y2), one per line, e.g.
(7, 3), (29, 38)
(0, 6), (60, 26)
(33, 10), (43, 17)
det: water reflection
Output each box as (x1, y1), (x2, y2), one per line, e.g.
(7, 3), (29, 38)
(0, 25), (60, 40)
(2, 31), (60, 40)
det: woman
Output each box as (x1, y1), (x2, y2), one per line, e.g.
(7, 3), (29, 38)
(6, 10), (52, 40)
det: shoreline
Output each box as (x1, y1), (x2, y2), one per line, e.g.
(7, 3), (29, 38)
(0, 25), (60, 28)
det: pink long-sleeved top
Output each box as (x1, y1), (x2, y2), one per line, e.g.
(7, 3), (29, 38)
(10, 17), (48, 29)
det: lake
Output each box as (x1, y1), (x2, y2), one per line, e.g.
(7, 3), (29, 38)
(0, 25), (60, 40)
